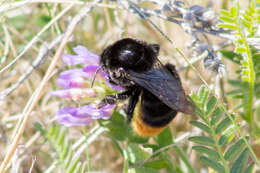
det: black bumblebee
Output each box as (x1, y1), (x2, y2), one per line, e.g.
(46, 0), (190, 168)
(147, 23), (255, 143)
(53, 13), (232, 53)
(98, 38), (193, 136)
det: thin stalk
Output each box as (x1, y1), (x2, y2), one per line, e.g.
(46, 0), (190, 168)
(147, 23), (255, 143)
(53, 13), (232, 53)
(210, 128), (230, 173)
(244, 41), (255, 124)
(219, 104), (260, 167)
(172, 140), (197, 173)
(123, 150), (129, 173)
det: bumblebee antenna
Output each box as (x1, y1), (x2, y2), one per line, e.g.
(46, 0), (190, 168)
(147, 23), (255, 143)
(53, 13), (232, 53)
(91, 66), (102, 88)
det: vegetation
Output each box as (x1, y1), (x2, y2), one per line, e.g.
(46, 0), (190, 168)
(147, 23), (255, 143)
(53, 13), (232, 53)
(0, 0), (260, 172)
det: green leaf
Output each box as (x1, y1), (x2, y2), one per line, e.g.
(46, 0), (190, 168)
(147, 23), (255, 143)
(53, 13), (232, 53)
(230, 149), (249, 173)
(242, 76), (250, 82)
(73, 162), (82, 173)
(68, 157), (80, 173)
(242, 19), (252, 29)
(106, 112), (128, 141)
(80, 163), (86, 173)
(34, 122), (47, 136)
(143, 144), (159, 152)
(206, 96), (217, 115)
(192, 146), (220, 161)
(195, 106), (206, 121)
(235, 47), (247, 53)
(127, 143), (150, 162)
(190, 120), (211, 134)
(243, 163), (254, 173)
(215, 116), (233, 134)
(217, 23), (238, 30)
(219, 16), (236, 23)
(220, 9), (231, 17)
(60, 138), (70, 160)
(58, 129), (66, 146)
(189, 136), (215, 147)
(128, 134), (149, 144)
(243, 13), (253, 22)
(210, 107), (223, 126)
(224, 138), (247, 161)
(242, 69), (249, 75)
(156, 127), (172, 147)
(218, 125), (236, 146)
(106, 112), (148, 143)
(200, 156), (225, 173)
(218, 135), (229, 146)
(123, 150), (129, 173)
(230, 7), (237, 17)
(241, 60), (249, 66)
(134, 167), (160, 173)
(198, 86), (209, 108)
(220, 50), (242, 64)
(143, 159), (169, 170)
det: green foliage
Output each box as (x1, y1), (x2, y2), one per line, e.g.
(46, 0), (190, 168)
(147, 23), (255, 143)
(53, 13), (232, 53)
(101, 111), (149, 143)
(190, 86), (254, 173)
(35, 123), (105, 173)
(218, 0), (260, 124)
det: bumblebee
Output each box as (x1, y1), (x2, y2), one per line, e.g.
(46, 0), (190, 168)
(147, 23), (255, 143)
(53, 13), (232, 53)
(98, 38), (193, 136)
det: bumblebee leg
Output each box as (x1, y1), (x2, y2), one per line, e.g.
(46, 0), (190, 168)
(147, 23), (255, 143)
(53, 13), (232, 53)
(98, 90), (134, 108)
(126, 89), (141, 123)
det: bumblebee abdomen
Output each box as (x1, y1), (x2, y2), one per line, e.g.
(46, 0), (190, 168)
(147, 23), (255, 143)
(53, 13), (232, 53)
(132, 89), (177, 137)
(132, 111), (166, 137)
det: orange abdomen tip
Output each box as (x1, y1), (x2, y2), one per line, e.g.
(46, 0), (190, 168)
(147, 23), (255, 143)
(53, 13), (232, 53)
(132, 114), (166, 137)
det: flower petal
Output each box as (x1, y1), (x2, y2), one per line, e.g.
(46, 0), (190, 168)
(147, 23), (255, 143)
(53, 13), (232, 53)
(82, 66), (124, 91)
(62, 46), (99, 66)
(49, 88), (97, 101)
(49, 90), (70, 98)
(55, 104), (115, 126)
(82, 65), (106, 78)
(99, 104), (116, 119)
(56, 107), (93, 126)
(57, 69), (90, 89)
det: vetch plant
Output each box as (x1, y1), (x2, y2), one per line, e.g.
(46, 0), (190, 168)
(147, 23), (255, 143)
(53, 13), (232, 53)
(189, 86), (255, 173)
(2, 0), (260, 172)
(50, 45), (122, 126)
(218, 1), (260, 125)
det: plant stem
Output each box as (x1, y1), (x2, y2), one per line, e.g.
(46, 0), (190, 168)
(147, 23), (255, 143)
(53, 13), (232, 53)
(244, 41), (255, 124)
(235, 2), (255, 124)
(210, 129), (230, 173)
(172, 140), (197, 173)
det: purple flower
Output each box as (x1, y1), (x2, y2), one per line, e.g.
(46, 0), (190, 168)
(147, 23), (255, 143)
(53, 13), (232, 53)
(62, 46), (99, 65)
(49, 88), (97, 101)
(56, 104), (116, 126)
(57, 69), (90, 89)
(83, 65), (123, 91)
(51, 45), (124, 126)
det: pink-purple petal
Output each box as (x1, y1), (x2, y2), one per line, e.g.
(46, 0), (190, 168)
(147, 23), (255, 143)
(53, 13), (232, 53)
(52, 45), (123, 127)
(82, 66), (124, 91)
(57, 69), (89, 89)
(49, 88), (97, 100)
(99, 104), (116, 119)
(82, 65), (106, 78)
(56, 106), (93, 126)
(49, 90), (70, 98)
(55, 104), (116, 126)
(73, 45), (99, 63)
(62, 46), (99, 66)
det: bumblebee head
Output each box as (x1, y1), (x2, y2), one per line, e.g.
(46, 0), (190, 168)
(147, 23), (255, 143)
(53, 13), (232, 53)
(100, 38), (159, 73)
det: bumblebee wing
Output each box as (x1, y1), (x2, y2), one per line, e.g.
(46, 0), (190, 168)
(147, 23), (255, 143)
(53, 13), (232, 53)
(128, 63), (193, 114)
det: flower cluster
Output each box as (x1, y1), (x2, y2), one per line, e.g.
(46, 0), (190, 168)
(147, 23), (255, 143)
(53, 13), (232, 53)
(50, 46), (122, 126)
